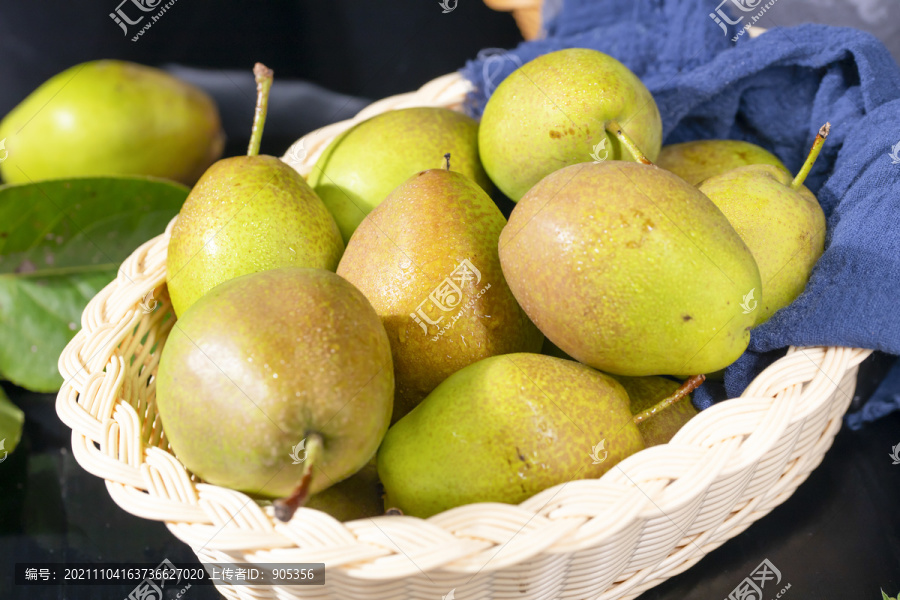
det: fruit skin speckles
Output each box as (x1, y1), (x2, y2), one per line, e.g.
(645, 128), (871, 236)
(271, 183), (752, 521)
(500, 160), (761, 377)
(479, 48), (662, 202)
(309, 107), (492, 243)
(698, 125), (830, 326)
(166, 63), (343, 318)
(337, 168), (542, 424)
(156, 267), (394, 509)
(0, 60), (224, 185)
(656, 139), (786, 186)
(377, 353), (644, 518)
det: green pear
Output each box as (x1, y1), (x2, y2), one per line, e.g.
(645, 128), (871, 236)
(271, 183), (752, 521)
(309, 107), (492, 242)
(478, 48), (662, 201)
(337, 167), (543, 422)
(0, 60), (223, 185)
(656, 140), (787, 186)
(614, 376), (698, 446)
(545, 341), (699, 443)
(499, 143), (761, 377)
(156, 267), (394, 521)
(379, 355), (705, 517)
(167, 64), (343, 317)
(377, 354), (641, 518)
(304, 460), (383, 522)
(698, 124), (829, 324)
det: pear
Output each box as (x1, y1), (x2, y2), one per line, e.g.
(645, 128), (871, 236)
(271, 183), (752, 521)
(304, 460), (384, 522)
(657, 140), (787, 186)
(156, 267), (394, 522)
(377, 353), (703, 518)
(337, 166), (543, 422)
(0, 60), (223, 185)
(499, 124), (761, 377)
(614, 376), (698, 446)
(167, 64), (343, 316)
(478, 48), (662, 201)
(543, 341), (701, 441)
(309, 107), (491, 242)
(698, 124), (830, 324)
(546, 342), (698, 444)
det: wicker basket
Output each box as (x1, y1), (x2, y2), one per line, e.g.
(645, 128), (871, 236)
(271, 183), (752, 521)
(56, 20), (870, 600)
(56, 69), (871, 599)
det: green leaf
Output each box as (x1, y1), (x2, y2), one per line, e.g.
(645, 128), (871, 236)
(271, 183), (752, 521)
(0, 386), (24, 458)
(0, 176), (188, 391)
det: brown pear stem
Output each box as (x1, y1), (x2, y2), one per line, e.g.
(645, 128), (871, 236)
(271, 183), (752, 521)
(247, 63), (274, 157)
(632, 374), (705, 425)
(273, 432), (324, 522)
(790, 122), (830, 190)
(605, 120), (653, 165)
(444, 153), (451, 170)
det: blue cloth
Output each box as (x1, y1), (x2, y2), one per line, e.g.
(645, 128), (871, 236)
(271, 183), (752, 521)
(459, 0), (900, 427)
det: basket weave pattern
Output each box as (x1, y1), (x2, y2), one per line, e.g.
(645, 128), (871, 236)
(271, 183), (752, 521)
(57, 72), (871, 599)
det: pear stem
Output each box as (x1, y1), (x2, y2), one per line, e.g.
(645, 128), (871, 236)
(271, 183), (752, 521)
(632, 374), (705, 425)
(790, 122), (830, 190)
(273, 432), (324, 522)
(605, 120), (653, 165)
(247, 63), (274, 157)
(444, 153), (451, 170)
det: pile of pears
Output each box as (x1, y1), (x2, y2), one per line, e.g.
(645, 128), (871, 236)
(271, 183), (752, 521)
(155, 51), (830, 522)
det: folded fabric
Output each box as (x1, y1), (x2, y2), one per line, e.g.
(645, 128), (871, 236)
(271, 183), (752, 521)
(459, 0), (900, 426)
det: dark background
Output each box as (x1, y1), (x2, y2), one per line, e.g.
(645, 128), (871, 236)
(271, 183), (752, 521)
(1, 1), (899, 599)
